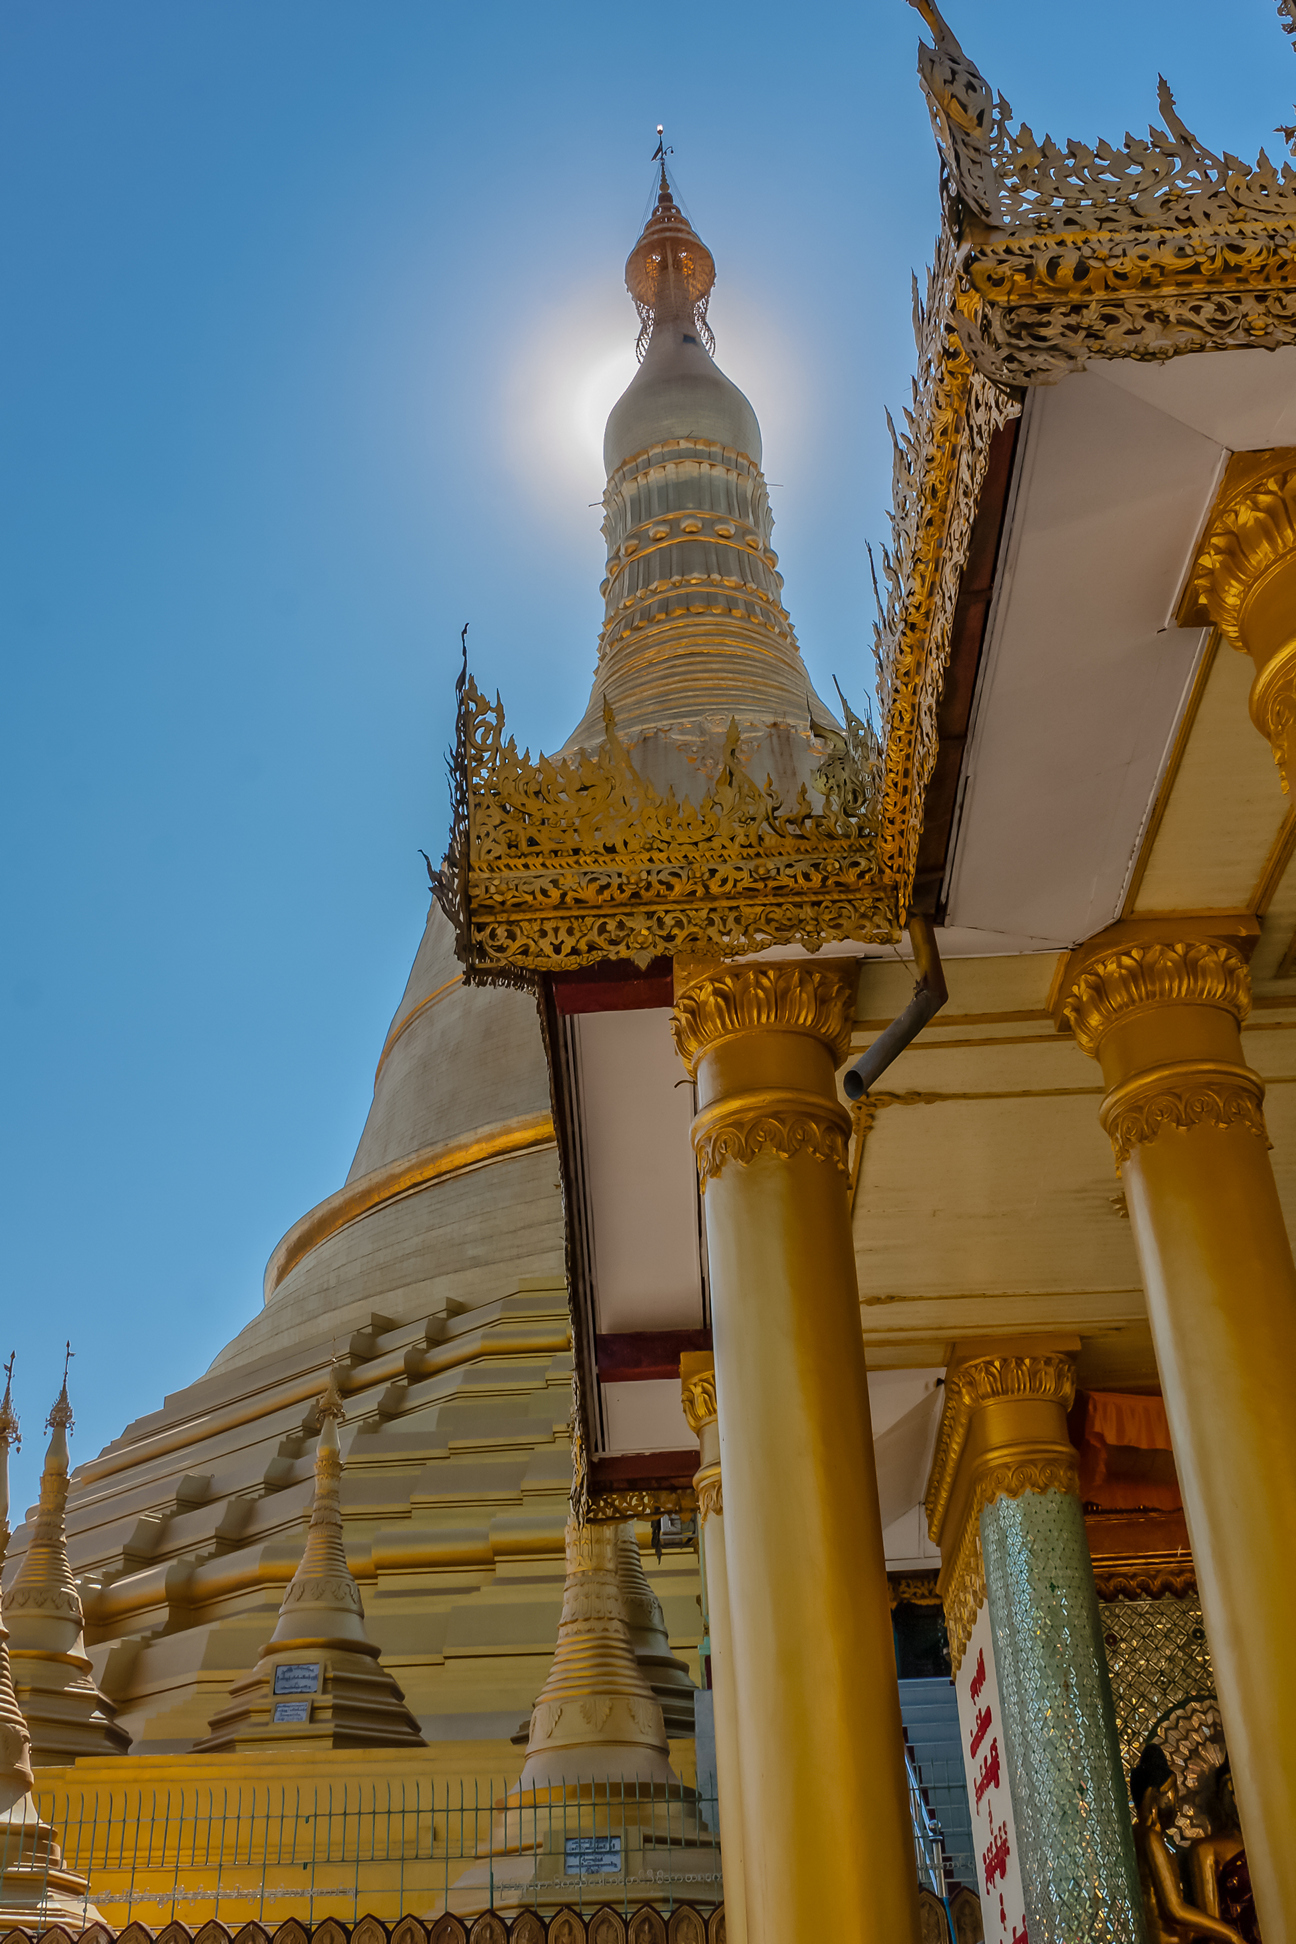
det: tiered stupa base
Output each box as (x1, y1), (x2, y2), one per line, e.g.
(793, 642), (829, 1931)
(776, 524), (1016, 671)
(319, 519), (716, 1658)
(447, 1780), (720, 1917)
(0, 1794), (101, 1928)
(8, 1653), (130, 1766)
(199, 1644), (425, 1752)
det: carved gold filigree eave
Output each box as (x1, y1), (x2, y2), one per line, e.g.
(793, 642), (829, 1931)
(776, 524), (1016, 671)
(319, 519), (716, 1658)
(872, 235), (1021, 903)
(585, 1488), (697, 1524)
(876, 5), (1296, 899)
(907, 0), (1296, 387)
(440, 677), (901, 974)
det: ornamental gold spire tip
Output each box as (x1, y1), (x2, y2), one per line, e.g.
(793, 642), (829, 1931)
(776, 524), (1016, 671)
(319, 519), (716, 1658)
(319, 1357), (347, 1425)
(46, 1343), (74, 1435)
(0, 1354), (18, 1450)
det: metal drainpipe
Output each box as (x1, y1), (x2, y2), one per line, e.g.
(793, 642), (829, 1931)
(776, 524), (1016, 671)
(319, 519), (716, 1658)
(843, 912), (948, 1100)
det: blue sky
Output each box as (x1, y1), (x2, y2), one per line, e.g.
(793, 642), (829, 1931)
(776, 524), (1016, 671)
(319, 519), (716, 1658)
(3, 0), (1292, 1517)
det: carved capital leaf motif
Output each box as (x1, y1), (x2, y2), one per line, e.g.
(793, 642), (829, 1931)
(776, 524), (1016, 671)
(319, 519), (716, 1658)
(670, 963), (858, 1075)
(1187, 465), (1296, 650)
(1062, 941), (1251, 1055)
(680, 1370), (718, 1435)
(955, 1353), (1076, 1414)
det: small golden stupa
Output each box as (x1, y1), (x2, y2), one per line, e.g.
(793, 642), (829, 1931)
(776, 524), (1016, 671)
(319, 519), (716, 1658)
(200, 1366), (424, 1750)
(0, 1362), (99, 1928)
(615, 1523), (697, 1739)
(1, 1360), (129, 1764)
(451, 1518), (718, 1914)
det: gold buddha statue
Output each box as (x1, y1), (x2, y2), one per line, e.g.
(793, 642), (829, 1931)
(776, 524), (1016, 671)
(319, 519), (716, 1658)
(1131, 1745), (1244, 1944)
(1186, 1766), (1259, 1944)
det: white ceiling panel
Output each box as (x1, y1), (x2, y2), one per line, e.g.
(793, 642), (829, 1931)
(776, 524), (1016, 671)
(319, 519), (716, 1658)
(1090, 345), (1296, 450)
(944, 372), (1220, 945)
(574, 1007), (705, 1333)
(601, 1379), (699, 1456)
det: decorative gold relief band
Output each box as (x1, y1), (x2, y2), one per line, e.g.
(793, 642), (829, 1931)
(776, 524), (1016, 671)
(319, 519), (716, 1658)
(689, 1088), (851, 1190)
(694, 1462), (723, 1525)
(264, 1111), (556, 1300)
(585, 1488), (697, 1524)
(1099, 1059), (1269, 1166)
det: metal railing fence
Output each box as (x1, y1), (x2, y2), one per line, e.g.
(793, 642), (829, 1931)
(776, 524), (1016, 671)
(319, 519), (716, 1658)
(14, 1761), (974, 1930)
(23, 1778), (721, 1929)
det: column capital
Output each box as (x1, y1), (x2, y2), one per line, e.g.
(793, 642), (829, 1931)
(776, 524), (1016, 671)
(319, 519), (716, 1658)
(680, 1352), (717, 1435)
(1182, 447), (1296, 788)
(670, 959), (858, 1076)
(1183, 447), (1296, 648)
(672, 960), (857, 1189)
(1051, 919), (1269, 1165)
(1052, 918), (1257, 1057)
(924, 1336), (1080, 1671)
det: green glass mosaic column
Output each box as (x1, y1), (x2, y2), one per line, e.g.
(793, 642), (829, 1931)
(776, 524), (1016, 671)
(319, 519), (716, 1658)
(981, 1488), (1144, 1944)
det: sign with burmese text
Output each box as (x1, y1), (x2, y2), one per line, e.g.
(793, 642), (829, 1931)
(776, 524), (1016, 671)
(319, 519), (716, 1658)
(954, 1605), (1027, 1944)
(273, 1663), (321, 1694)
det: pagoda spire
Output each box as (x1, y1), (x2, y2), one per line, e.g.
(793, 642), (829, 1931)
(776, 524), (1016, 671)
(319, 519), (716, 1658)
(560, 155), (839, 758)
(0, 1354), (19, 1570)
(201, 1363), (424, 1749)
(1, 1352), (129, 1763)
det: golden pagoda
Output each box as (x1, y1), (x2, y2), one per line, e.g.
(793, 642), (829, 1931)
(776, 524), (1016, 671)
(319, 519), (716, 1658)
(9, 4), (1296, 1939)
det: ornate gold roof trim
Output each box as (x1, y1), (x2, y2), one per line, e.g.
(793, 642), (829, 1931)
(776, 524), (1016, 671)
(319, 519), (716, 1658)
(875, 0), (1296, 901)
(441, 676), (899, 974)
(912, 0), (1296, 384)
(263, 1110), (556, 1300)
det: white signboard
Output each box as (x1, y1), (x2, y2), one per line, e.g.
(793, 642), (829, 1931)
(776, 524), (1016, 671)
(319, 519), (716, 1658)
(955, 1604), (1028, 1944)
(273, 1700), (311, 1723)
(564, 1837), (621, 1877)
(273, 1663), (321, 1694)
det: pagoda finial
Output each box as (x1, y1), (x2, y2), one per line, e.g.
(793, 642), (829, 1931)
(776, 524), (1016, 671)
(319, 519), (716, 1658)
(318, 1356), (347, 1428)
(0, 1355), (18, 1571)
(47, 1344), (74, 1434)
(652, 123), (673, 203)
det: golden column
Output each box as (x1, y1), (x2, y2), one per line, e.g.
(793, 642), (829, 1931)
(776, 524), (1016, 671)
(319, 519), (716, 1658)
(680, 1351), (747, 1944)
(1185, 447), (1296, 786)
(1057, 922), (1296, 1934)
(671, 961), (921, 1944)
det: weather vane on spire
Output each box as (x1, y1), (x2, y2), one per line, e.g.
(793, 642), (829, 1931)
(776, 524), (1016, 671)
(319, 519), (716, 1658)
(651, 124), (673, 194)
